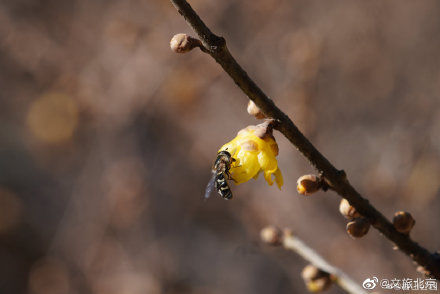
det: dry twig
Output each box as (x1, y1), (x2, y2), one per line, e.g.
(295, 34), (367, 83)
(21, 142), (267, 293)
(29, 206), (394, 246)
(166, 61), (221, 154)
(261, 227), (367, 294)
(169, 0), (440, 278)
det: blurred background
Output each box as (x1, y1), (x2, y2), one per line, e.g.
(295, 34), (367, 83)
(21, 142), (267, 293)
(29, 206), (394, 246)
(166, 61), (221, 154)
(1, 0), (440, 293)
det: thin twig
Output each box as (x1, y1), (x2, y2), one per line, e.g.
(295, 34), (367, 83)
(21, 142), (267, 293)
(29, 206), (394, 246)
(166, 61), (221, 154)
(282, 229), (367, 294)
(261, 226), (366, 293)
(169, 0), (440, 278)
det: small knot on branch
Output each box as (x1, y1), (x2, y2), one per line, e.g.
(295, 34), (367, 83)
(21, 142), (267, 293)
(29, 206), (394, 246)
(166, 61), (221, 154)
(207, 35), (226, 53)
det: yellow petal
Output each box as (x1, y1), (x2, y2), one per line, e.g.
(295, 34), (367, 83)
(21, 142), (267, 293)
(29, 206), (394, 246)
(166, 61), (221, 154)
(264, 169), (274, 186)
(230, 150), (260, 184)
(274, 168), (283, 189)
(219, 140), (239, 156)
(253, 170), (261, 180)
(258, 151), (277, 174)
(241, 140), (258, 151)
(263, 167), (284, 188)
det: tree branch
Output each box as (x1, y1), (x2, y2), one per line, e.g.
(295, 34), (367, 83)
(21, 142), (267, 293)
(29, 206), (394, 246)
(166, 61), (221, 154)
(169, 0), (440, 279)
(264, 227), (368, 294)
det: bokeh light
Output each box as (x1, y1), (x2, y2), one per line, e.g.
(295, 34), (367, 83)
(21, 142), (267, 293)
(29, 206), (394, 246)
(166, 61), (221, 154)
(26, 92), (78, 144)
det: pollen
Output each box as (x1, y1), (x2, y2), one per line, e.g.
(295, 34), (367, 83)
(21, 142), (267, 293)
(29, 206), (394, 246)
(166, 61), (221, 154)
(219, 122), (283, 189)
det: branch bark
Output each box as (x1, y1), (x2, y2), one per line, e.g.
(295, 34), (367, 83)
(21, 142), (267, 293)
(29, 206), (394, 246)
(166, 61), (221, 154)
(170, 0), (440, 279)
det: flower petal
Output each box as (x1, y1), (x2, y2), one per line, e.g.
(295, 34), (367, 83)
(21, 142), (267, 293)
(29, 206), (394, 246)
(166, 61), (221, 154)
(274, 168), (283, 189)
(230, 150), (260, 184)
(264, 169), (274, 186)
(258, 151), (277, 174)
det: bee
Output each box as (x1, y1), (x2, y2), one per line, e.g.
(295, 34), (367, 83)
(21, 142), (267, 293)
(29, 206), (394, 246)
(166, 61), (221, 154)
(204, 150), (236, 200)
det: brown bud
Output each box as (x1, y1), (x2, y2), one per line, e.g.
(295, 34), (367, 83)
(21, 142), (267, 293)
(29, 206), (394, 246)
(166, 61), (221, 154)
(297, 174), (321, 195)
(301, 264), (322, 281)
(346, 218), (370, 238)
(170, 33), (201, 53)
(247, 100), (266, 119)
(393, 211), (415, 234)
(416, 265), (430, 276)
(339, 199), (360, 219)
(260, 226), (283, 246)
(301, 265), (332, 292)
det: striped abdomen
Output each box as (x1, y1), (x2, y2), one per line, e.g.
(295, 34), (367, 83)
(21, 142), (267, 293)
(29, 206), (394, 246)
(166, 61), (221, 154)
(215, 172), (233, 200)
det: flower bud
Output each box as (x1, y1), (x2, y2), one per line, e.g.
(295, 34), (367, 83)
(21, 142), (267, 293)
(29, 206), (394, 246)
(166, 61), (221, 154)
(301, 265), (332, 292)
(297, 174), (321, 195)
(170, 33), (201, 53)
(247, 100), (266, 119)
(417, 266), (430, 276)
(260, 226), (283, 246)
(393, 211), (415, 234)
(346, 218), (370, 238)
(339, 199), (360, 219)
(301, 264), (321, 280)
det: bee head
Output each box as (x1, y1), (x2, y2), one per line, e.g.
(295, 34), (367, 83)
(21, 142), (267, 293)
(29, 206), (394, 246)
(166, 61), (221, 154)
(218, 150), (231, 158)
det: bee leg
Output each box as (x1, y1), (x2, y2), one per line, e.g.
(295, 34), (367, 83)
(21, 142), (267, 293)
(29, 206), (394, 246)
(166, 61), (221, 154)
(226, 173), (237, 183)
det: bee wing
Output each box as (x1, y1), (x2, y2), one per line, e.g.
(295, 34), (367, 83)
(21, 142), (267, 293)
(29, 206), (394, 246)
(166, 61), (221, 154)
(204, 171), (216, 200)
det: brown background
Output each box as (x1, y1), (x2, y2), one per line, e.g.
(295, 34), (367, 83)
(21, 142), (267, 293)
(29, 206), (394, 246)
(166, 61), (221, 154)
(1, 0), (440, 293)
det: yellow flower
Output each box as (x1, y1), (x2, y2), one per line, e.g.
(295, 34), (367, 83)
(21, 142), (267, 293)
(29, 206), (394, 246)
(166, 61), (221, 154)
(219, 124), (283, 189)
